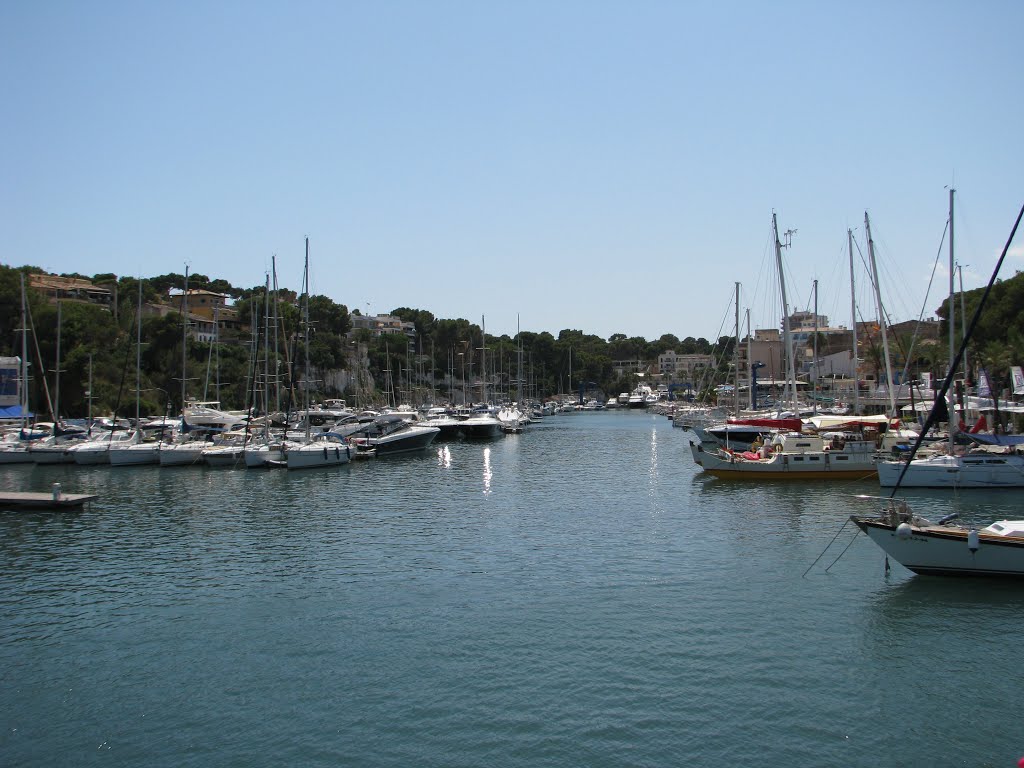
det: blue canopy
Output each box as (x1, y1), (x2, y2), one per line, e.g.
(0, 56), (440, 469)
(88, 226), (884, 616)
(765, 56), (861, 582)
(0, 405), (33, 419)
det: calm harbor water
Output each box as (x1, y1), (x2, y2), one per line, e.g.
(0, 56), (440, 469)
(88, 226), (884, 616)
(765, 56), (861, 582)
(1, 411), (1021, 767)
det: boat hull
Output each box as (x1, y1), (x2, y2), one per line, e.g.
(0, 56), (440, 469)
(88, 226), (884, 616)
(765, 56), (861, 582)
(366, 426), (439, 455)
(877, 454), (1024, 488)
(108, 445), (162, 466)
(286, 444), (351, 470)
(852, 517), (1024, 577)
(159, 447), (208, 466)
(0, 448), (33, 464)
(689, 442), (878, 480)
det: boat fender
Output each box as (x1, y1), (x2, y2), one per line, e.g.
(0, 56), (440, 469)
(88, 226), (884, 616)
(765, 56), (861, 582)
(335, 447), (340, 459)
(968, 529), (979, 553)
(896, 522), (912, 539)
(323, 447), (328, 459)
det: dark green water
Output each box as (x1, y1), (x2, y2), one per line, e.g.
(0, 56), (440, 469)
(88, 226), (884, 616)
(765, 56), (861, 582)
(1, 411), (1022, 767)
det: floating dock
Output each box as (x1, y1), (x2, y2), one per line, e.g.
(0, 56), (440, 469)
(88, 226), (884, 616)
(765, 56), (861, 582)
(0, 491), (98, 510)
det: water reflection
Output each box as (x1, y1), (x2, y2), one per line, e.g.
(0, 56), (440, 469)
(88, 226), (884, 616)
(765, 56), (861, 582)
(482, 446), (493, 495)
(437, 445), (452, 469)
(647, 426), (659, 493)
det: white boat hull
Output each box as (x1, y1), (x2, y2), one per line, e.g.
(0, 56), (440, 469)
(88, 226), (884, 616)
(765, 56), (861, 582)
(689, 442), (878, 480)
(877, 453), (1024, 488)
(159, 446), (208, 466)
(70, 445), (112, 465)
(853, 516), (1024, 576)
(109, 444), (162, 466)
(286, 443), (351, 470)
(0, 447), (33, 464)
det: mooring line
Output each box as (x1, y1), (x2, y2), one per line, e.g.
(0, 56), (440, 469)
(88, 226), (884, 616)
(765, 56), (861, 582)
(802, 518), (850, 578)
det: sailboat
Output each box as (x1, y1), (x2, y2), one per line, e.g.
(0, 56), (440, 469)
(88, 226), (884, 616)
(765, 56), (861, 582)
(0, 274), (38, 464)
(851, 196), (1024, 576)
(286, 238), (352, 470)
(876, 190), (1024, 488)
(110, 279), (165, 466)
(30, 301), (88, 463)
(161, 267), (215, 466)
(689, 216), (886, 479)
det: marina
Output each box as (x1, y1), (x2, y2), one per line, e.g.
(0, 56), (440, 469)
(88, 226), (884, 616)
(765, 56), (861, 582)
(1, 410), (1021, 767)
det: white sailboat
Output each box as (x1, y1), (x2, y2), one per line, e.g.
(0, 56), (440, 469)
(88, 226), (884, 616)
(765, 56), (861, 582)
(110, 279), (164, 466)
(852, 197), (1024, 576)
(0, 275), (37, 464)
(285, 238), (352, 470)
(876, 190), (1024, 487)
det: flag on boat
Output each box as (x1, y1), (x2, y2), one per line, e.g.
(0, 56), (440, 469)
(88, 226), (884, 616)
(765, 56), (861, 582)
(978, 368), (991, 398)
(1012, 365), (1024, 396)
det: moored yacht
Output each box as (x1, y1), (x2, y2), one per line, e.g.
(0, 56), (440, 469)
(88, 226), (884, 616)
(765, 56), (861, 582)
(459, 406), (504, 439)
(285, 431), (352, 469)
(348, 414), (440, 456)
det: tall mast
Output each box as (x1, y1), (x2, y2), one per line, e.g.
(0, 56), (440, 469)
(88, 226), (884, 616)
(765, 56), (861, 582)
(181, 265), (189, 414)
(263, 272), (271, 433)
(812, 279), (819, 415)
(517, 315), (523, 404)
(865, 212), (896, 417)
(746, 309), (753, 409)
(773, 214), (797, 408)
(86, 353), (93, 431)
(848, 228), (860, 415)
(303, 238), (311, 440)
(947, 189), (957, 451)
(19, 274), (28, 426)
(734, 281), (740, 416)
(272, 255), (281, 412)
(135, 278), (142, 426)
(53, 300), (62, 423)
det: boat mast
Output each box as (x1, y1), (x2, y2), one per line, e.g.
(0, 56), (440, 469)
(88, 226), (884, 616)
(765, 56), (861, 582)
(516, 315), (523, 404)
(734, 282), (740, 416)
(746, 309), (753, 409)
(812, 279), (819, 415)
(480, 316), (487, 404)
(848, 228), (859, 415)
(19, 274), (29, 427)
(86, 353), (93, 432)
(135, 278), (142, 427)
(263, 272), (271, 436)
(864, 212), (896, 418)
(947, 188), (957, 452)
(272, 255), (281, 413)
(181, 266), (188, 414)
(303, 238), (311, 441)
(772, 214), (797, 409)
(53, 300), (62, 423)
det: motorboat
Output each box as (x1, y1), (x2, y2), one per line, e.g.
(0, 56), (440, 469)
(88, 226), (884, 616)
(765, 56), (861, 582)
(698, 417), (803, 450)
(851, 500), (1024, 577)
(458, 406), (504, 439)
(422, 407), (465, 440)
(348, 414), (440, 456)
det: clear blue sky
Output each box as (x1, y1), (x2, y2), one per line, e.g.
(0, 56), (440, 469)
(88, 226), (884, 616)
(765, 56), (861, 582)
(3, 1), (1022, 342)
